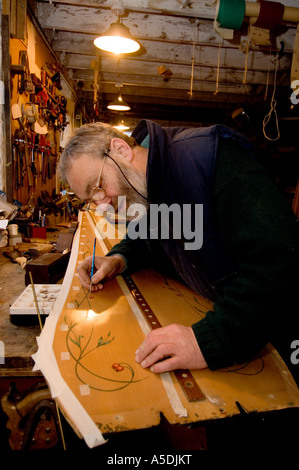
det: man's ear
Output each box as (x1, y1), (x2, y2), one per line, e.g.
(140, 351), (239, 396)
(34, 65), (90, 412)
(110, 138), (134, 162)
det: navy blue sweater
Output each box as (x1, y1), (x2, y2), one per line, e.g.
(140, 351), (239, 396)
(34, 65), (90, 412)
(107, 121), (299, 377)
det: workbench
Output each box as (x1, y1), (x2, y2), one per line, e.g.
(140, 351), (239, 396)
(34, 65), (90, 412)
(0, 225), (77, 450)
(1, 219), (299, 453)
(0, 246), (42, 375)
(0, 224), (72, 374)
(0, 228), (208, 451)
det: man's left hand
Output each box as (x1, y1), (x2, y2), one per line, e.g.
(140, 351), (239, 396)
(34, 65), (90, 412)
(135, 324), (208, 373)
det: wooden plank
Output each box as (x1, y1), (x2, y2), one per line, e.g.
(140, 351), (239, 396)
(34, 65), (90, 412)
(2, 15), (13, 203)
(62, 58), (287, 90)
(36, 0), (217, 20)
(35, 2), (299, 39)
(41, 0), (299, 17)
(2, 0), (11, 16)
(15, 0), (26, 41)
(36, 4), (216, 38)
(72, 69), (253, 94)
(9, 0), (17, 37)
(72, 53), (281, 79)
(52, 28), (296, 56)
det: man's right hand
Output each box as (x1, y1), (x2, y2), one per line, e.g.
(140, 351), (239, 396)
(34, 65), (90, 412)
(77, 254), (125, 291)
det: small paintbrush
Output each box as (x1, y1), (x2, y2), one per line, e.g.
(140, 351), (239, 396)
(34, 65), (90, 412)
(90, 238), (96, 293)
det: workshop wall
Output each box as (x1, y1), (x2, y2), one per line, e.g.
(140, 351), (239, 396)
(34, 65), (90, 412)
(8, 13), (75, 206)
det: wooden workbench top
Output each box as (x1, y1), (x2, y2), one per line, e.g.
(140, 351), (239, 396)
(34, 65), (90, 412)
(0, 225), (69, 377)
(0, 250), (42, 376)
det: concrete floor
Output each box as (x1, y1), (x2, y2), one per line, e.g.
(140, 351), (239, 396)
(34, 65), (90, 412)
(0, 250), (41, 367)
(0, 224), (66, 368)
(0, 248), (27, 304)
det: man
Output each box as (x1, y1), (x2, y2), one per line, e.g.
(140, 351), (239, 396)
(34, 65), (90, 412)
(58, 120), (299, 383)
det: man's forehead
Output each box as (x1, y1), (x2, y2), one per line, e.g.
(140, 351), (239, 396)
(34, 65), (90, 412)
(67, 156), (100, 195)
(68, 154), (98, 175)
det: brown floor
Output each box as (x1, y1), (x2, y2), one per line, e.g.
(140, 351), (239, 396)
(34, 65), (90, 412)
(0, 249), (44, 365)
(0, 223), (67, 366)
(0, 248), (27, 307)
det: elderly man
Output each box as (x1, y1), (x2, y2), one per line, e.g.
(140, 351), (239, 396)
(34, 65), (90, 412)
(58, 120), (299, 383)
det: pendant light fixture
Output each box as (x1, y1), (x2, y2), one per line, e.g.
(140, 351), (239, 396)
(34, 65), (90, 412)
(94, 6), (140, 55)
(113, 120), (130, 131)
(107, 84), (131, 111)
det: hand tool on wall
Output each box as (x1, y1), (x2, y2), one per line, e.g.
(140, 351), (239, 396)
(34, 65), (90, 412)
(46, 138), (52, 179)
(35, 133), (41, 176)
(41, 69), (47, 87)
(17, 51), (35, 95)
(21, 103), (38, 124)
(24, 129), (34, 188)
(37, 88), (49, 108)
(46, 122), (57, 179)
(14, 128), (26, 188)
(40, 134), (47, 184)
(30, 131), (37, 186)
(12, 138), (19, 191)
(55, 128), (60, 154)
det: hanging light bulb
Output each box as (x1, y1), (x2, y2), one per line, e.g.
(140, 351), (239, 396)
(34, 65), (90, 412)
(107, 84), (131, 111)
(113, 120), (130, 131)
(107, 93), (131, 111)
(94, 6), (140, 55)
(94, 23), (140, 54)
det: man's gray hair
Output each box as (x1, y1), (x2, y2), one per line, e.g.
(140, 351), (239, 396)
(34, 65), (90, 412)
(58, 122), (137, 182)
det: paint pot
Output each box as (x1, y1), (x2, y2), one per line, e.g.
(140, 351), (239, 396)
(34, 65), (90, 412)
(7, 224), (19, 237)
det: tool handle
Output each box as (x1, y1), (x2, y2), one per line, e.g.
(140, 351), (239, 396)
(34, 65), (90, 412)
(90, 238), (96, 279)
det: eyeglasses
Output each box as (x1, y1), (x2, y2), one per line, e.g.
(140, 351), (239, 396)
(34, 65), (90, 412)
(85, 154), (107, 211)
(84, 149), (149, 211)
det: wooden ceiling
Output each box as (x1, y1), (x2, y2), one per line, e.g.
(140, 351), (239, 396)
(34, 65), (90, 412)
(30, 0), (299, 130)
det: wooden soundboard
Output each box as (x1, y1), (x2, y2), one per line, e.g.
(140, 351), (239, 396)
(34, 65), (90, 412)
(32, 210), (299, 448)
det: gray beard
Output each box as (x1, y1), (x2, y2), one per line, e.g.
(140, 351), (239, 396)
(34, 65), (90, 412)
(110, 167), (149, 220)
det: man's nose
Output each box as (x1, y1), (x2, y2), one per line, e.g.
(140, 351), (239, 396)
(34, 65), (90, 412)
(95, 195), (112, 207)
(93, 188), (107, 203)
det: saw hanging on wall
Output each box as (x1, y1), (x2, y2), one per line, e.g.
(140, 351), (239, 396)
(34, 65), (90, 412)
(18, 51), (34, 95)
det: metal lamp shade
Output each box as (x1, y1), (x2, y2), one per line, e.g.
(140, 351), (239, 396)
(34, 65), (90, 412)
(94, 23), (140, 54)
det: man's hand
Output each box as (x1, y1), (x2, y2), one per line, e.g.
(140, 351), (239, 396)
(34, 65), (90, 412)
(77, 254), (125, 291)
(135, 324), (208, 373)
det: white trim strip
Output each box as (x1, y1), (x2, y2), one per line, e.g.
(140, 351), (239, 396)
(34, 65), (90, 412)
(32, 212), (106, 448)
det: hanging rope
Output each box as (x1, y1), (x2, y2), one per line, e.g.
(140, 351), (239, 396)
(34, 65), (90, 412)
(242, 39), (250, 94)
(92, 55), (100, 122)
(189, 19), (198, 99)
(214, 36), (222, 95)
(263, 55), (280, 141)
(264, 48), (272, 101)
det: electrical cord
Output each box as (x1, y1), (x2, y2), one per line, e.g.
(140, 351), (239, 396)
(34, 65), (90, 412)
(104, 151), (149, 201)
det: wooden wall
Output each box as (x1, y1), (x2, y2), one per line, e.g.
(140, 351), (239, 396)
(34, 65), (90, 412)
(2, 1), (75, 205)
